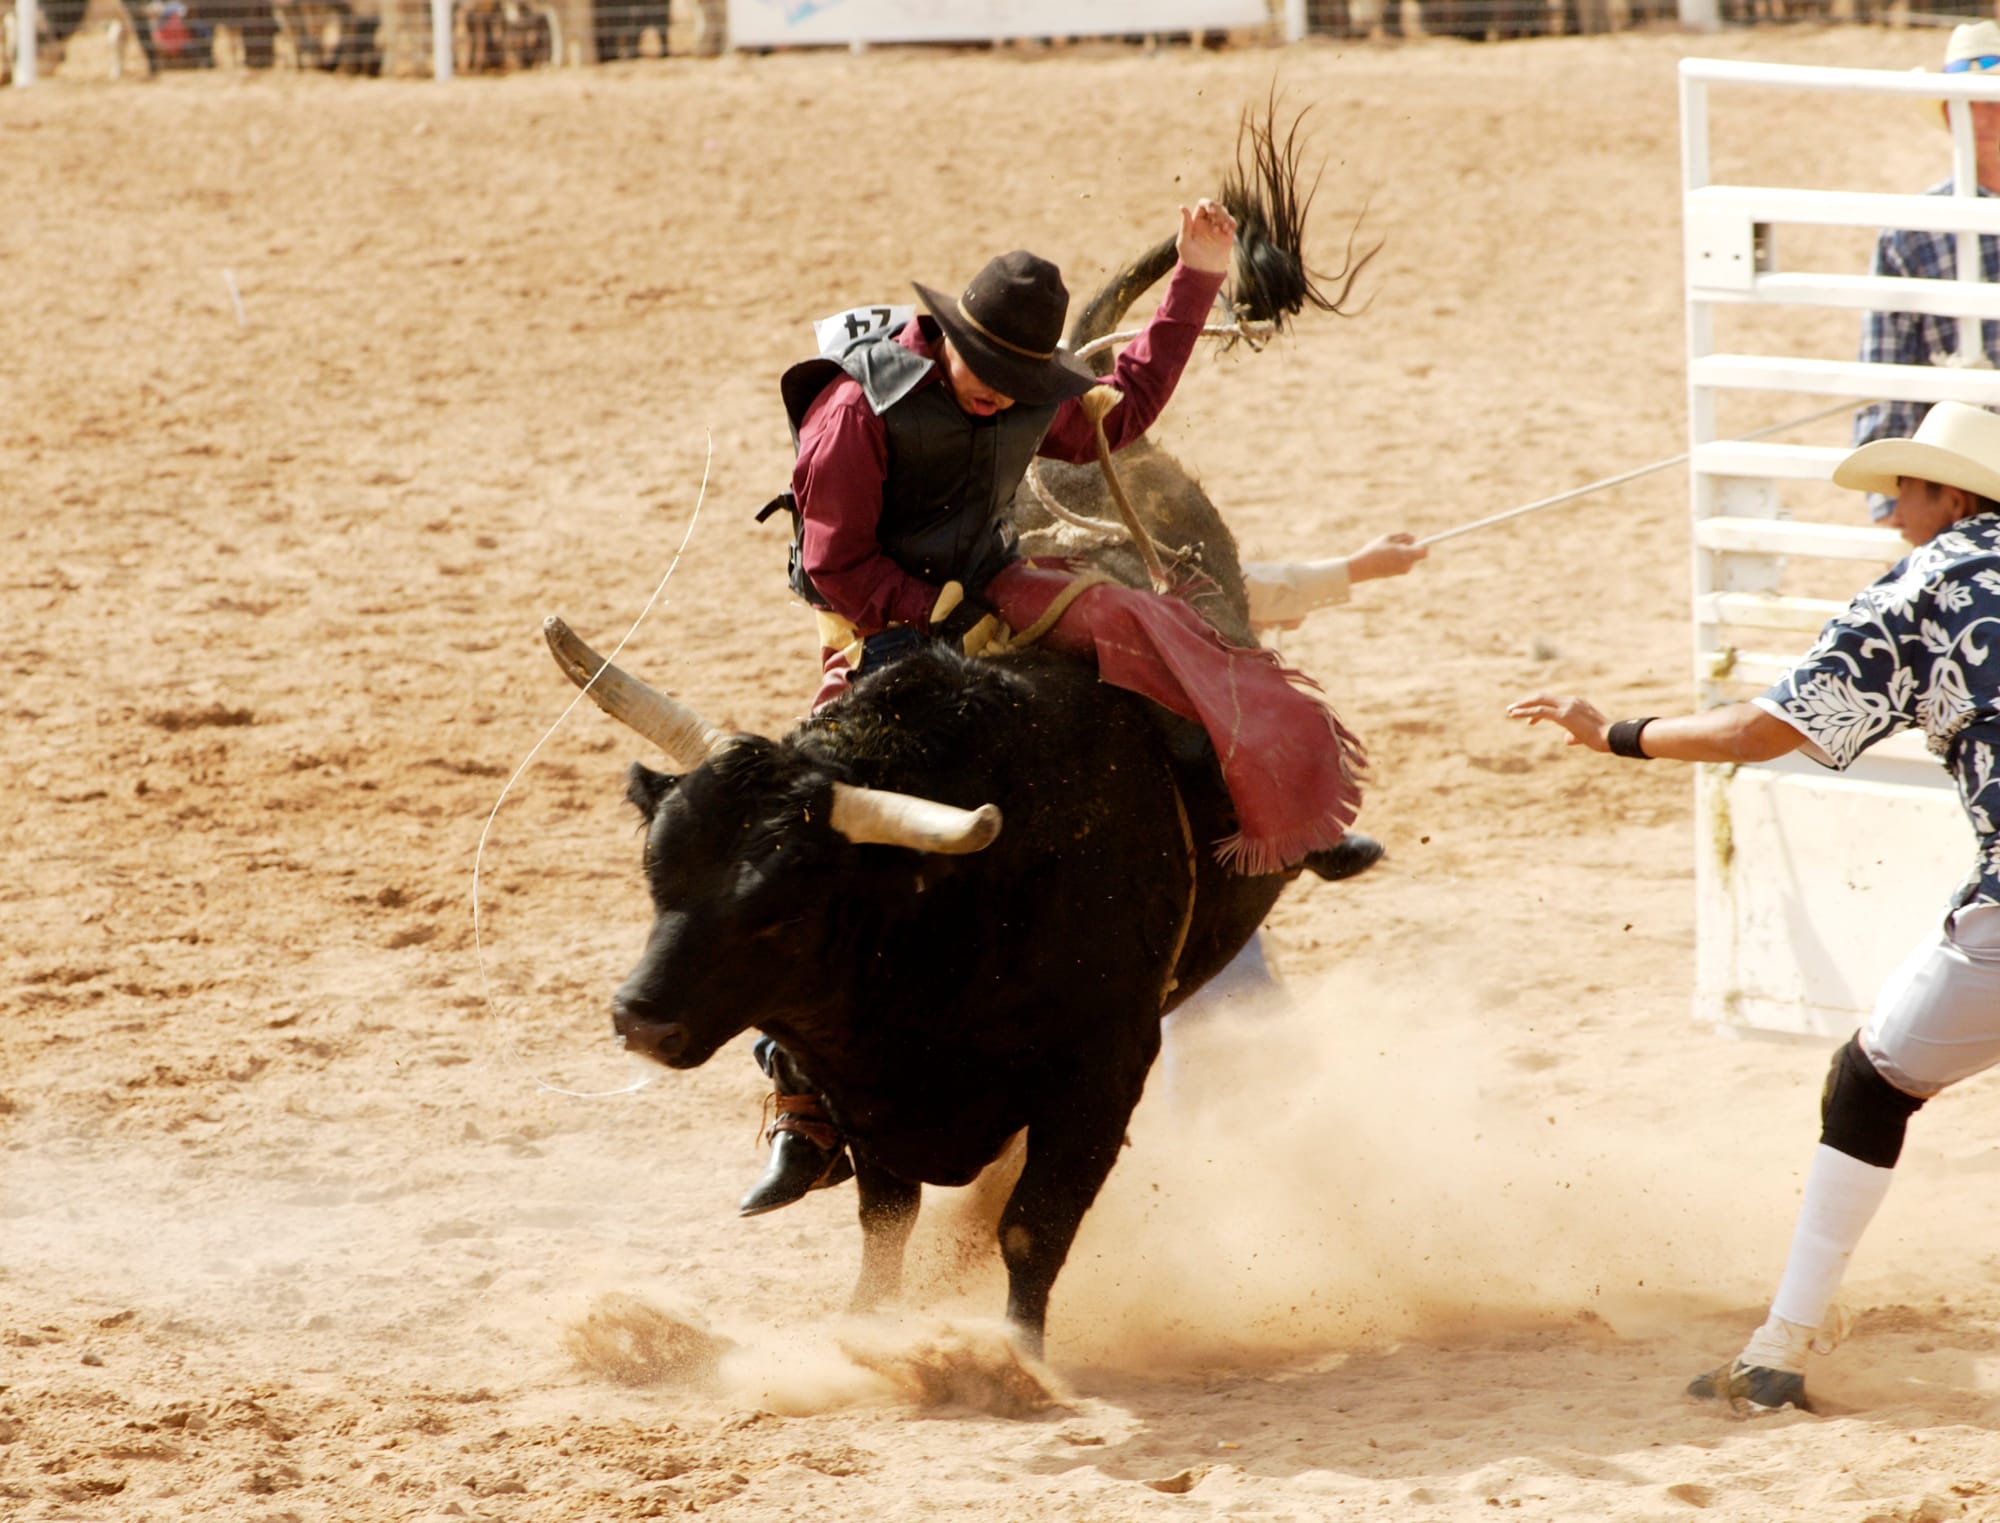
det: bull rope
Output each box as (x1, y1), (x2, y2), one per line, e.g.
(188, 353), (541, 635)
(1073, 318), (1279, 362)
(1080, 385), (1172, 591)
(1023, 460), (1130, 544)
(469, 432), (713, 1100)
(1157, 780), (1198, 1012)
(975, 570), (1116, 656)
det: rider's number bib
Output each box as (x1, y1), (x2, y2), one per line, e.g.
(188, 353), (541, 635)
(812, 304), (916, 358)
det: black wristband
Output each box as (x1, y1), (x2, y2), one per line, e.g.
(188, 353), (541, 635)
(1606, 718), (1656, 760)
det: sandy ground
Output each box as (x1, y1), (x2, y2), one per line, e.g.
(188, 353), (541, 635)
(7, 21), (2000, 1522)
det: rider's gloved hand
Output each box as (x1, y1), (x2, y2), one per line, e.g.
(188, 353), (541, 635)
(929, 581), (1008, 656)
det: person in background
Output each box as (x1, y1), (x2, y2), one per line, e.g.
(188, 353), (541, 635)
(1508, 401), (2000, 1414)
(1852, 21), (2000, 521)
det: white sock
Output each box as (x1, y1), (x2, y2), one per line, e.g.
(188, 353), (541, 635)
(1763, 1143), (1895, 1339)
(1740, 1313), (1818, 1375)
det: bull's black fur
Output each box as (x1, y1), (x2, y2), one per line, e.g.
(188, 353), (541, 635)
(612, 645), (1284, 1351)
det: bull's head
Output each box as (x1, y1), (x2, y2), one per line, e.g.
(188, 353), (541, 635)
(543, 618), (1001, 1068)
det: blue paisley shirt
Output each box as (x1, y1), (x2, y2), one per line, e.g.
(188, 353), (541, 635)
(1754, 514), (2000, 908)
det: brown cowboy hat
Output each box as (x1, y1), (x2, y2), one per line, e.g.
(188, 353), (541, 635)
(912, 250), (1098, 407)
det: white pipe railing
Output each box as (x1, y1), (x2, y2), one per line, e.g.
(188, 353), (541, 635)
(432, 0), (452, 79)
(1680, 56), (1983, 1038)
(16, 0), (38, 84)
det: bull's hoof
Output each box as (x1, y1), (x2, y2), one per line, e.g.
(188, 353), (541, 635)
(1302, 832), (1385, 882)
(738, 1132), (855, 1217)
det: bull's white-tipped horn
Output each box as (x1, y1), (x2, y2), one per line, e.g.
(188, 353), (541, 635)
(828, 782), (1002, 856)
(543, 616), (731, 771)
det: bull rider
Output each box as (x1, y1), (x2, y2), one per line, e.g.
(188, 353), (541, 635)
(737, 199), (1381, 1215)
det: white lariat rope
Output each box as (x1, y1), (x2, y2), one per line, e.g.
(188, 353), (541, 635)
(470, 433), (713, 1099)
(1415, 400), (1864, 548)
(1070, 316), (1863, 554)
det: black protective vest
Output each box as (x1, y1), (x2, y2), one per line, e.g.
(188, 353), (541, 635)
(774, 319), (1060, 607)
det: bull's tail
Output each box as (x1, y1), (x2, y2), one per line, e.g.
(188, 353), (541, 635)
(1064, 96), (1377, 375)
(1066, 240), (1181, 377)
(1221, 97), (1375, 330)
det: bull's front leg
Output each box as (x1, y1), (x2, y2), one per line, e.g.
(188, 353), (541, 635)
(995, 1085), (1140, 1358)
(850, 1152), (920, 1312)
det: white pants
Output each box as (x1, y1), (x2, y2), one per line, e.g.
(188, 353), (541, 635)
(1862, 902), (2000, 1098)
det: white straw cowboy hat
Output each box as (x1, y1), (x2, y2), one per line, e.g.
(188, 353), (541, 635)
(1932, 20), (2000, 124)
(1833, 401), (2000, 502)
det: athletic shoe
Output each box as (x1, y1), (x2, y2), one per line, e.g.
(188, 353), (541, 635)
(1684, 1357), (1811, 1415)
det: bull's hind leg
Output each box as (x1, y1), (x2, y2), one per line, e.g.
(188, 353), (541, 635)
(996, 1072), (1146, 1358)
(850, 1154), (920, 1312)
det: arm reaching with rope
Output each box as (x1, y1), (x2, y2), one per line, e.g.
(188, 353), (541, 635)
(1244, 530), (1429, 632)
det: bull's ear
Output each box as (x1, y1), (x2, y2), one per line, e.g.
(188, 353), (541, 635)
(625, 761), (680, 822)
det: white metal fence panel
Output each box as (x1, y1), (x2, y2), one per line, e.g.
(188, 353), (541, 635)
(1681, 56), (1999, 1039)
(1, 0), (1760, 83)
(1695, 758), (1969, 1037)
(16, 0), (38, 80)
(724, 0), (1268, 48)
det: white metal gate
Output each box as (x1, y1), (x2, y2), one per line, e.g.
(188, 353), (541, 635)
(1681, 57), (2000, 1038)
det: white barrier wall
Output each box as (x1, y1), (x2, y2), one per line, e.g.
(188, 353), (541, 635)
(726, 0), (1269, 48)
(1680, 57), (2000, 1039)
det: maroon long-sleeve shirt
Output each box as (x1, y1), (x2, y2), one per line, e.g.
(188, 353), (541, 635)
(791, 261), (1228, 635)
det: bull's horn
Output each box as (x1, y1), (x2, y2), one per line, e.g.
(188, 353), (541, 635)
(543, 616), (730, 771)
(829, 782), (1002, 856)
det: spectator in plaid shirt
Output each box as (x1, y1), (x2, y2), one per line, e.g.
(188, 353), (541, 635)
(1853, 21), (2000, 522)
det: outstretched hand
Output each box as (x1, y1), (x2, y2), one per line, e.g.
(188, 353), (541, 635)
(1177, 198), (1238, 276)
(1507, 693), (1611, 752)
(1347, 531), (1429, 584)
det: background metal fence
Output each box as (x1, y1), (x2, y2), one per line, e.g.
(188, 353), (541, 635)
(4, 0), (1996, 86)
(1, 0), (720, 78)
(1306, 0), (1988, 32)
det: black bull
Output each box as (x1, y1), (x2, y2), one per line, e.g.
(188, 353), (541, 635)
(546, 625), (1304, 1355)
(544, 107), (1372, 1354)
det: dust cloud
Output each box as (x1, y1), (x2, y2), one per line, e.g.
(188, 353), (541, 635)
(563, 1291), (729, 1388)
(607, 950), (1793, 1386)
(1045, 959), (1790, 1370)
(561, 1295), (1068, 1418)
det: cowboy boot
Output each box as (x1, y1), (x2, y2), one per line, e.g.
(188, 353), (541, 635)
(1303, 832), (1385, 882)
(739, 1091), (855, 1216)
(740, 1039), (854, 1217)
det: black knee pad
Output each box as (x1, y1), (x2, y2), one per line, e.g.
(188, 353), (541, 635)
(1819, 1034), (1925, 1169)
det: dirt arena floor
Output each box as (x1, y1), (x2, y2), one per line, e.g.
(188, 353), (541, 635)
(8, 20), (2000, 1521)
